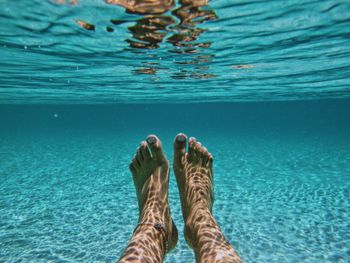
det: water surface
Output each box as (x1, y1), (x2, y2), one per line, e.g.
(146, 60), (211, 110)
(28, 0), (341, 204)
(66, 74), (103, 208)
(1, 0), (350, 103)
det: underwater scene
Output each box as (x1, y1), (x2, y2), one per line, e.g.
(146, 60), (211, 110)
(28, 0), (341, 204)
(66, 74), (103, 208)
(1, 0), (350, 262)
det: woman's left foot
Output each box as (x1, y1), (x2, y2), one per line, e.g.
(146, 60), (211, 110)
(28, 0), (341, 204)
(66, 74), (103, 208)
(129, 135), (178, 252)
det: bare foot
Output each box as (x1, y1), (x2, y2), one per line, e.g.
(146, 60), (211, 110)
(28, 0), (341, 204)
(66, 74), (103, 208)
(128, 135), (177, 254)
(173, 134), (213, 245)
(173, 133), (242, 263)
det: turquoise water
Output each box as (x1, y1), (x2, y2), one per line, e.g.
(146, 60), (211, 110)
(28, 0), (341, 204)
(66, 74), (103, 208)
(1, 0), (350, 103)
(1, 102), (350, 262)
(1, 0), (350, 262)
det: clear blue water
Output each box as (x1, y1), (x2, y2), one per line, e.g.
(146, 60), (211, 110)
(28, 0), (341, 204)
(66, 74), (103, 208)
(1, 0), (350, 263)
(1, 102), (350, 262)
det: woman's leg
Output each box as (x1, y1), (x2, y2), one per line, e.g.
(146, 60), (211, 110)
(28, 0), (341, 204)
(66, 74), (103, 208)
(173, 134), (243, 263)
(118, 135), (178, 263)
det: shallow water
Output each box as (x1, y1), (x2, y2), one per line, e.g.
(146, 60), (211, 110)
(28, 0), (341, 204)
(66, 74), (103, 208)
(1, 0), (350, 103)
(1, 101), (350, 262)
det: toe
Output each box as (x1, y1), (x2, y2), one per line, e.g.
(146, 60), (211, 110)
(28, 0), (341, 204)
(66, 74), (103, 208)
(136, 146), (144, 162)
(130, 157), (139, 174)
(200, 146), (209, 166)
(129, 162), (136, 174)
(187, 137), (197, 163)
(207, 153), (213, 167)
(173, 133), (187, 167)
(140, 141), (151, 160)
(146, 134), (166, 163)
(193, 141), (202, 163)
(133, 155), (141, 167)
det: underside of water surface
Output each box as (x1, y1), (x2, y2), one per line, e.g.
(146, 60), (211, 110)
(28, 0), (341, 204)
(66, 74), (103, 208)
(1, 0), (350, 103)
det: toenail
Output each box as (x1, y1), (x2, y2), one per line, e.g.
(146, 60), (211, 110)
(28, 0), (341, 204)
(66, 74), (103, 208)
(176, 134), (186, 143)
(147, 136), (157, 145)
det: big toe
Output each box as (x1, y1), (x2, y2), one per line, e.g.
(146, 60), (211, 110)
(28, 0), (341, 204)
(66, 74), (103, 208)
(173, 133), (187, 167)
(146, 134), (167, 164)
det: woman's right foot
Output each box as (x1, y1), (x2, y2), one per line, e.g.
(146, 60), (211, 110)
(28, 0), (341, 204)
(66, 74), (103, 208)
(173, 133), (242, 263)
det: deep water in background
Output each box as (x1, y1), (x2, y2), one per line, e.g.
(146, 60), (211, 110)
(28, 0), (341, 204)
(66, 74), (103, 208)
(1, 100), (349, 262)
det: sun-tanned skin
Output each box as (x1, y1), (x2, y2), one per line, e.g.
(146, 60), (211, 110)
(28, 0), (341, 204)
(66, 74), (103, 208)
(119, 133), (242, 263)
(173, 133), (243, 263)
(118, 135), (178, 263)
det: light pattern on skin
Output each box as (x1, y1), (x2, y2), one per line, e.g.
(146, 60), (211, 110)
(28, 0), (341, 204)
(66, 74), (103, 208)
(118, 135), (178, 263)
(173, 134), (243, 263)
(119, 133), (242, 263)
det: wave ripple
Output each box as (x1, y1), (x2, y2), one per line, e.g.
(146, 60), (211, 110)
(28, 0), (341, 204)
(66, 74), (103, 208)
(0, 0), (350, 103)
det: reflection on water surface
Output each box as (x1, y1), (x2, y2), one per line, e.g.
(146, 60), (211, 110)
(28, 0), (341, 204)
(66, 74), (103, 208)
(0, 0), (350, 103)
(71, 0), (217, 76)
